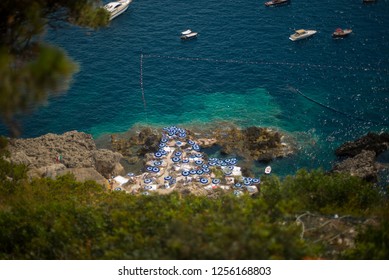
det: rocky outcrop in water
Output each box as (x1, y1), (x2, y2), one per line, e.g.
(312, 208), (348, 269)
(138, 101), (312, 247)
(7, 131), (123, 182)
(216, 126), (294, 162)
(335, 132), (389, 158)
(332, 132), (389, 182)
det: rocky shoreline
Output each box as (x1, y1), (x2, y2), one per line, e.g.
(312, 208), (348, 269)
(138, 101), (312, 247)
(5, 124), (295, 196)
(6, 131), (124, 186)
(5, 127), (388, 193)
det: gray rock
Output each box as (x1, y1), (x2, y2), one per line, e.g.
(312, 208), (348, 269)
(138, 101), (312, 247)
(57, 168), (107, 186)
(7, 131), (124, 180)
(92, 149), (123, 178)
(333, 150), (378, 182)
(335, 132), (389, 158)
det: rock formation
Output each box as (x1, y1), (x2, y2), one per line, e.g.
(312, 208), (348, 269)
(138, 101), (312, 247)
(333, 150), (378, 182)
(332, 132), (389, 182)
(111, 124), (294, 169)
(7, 131), (123, 182)
(335, 132), (389, 157)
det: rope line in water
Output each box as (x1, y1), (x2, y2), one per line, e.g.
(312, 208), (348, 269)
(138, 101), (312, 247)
(140, 51), (148, 120)
(288, 86), (389, 127)
(143, 53), (389, 73)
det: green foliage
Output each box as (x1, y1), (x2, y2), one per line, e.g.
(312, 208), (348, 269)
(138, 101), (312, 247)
(0, 174), (314, 259)
(342, 203), (389, 260)
(0, 0), (109, 136)
(0, 163), (386, 259)
(260, 169), (382, 216)
(0, 137), (28, 194)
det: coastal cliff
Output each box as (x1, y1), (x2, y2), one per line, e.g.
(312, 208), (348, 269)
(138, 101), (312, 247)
(6, 131), (123, 185)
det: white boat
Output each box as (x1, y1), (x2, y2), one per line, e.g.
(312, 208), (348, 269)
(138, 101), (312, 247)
(289, 29), (317, 41)
(104, 0), (132, 20)
(181, 32), (198, 40)
(265, 0), (290, 7)
(332, 28), (352, 38)
(265, 166), (272, 174)
(181, 29), (192, 35)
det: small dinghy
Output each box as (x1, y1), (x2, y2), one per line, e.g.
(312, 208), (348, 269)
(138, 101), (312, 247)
(265, 166), (272, 174)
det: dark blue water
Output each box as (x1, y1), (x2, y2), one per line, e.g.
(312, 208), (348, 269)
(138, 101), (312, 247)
(1, 0), (389, 177)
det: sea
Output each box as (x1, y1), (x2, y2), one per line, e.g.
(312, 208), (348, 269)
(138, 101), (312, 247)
(1, 0), (389, 179)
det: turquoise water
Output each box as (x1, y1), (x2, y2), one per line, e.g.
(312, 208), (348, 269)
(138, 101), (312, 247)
(1, 0), (389, 177)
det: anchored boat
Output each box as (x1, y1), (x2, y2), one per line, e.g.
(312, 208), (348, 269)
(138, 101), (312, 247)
(104, 0), (132, 20)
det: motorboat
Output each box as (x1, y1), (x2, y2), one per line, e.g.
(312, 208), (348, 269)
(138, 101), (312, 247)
(289, 29), (317, 41)
(265, 166), (272, 174)
(332, 28), (352, 38)
(181, 31), (198, 40)
(181, 29), (192, 35)
(265, 0), (290, 7)
(104, 0), (132, 20)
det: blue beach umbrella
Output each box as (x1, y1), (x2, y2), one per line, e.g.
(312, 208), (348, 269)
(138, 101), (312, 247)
(228, 166), (234, 170)
(202, 164), (208, 168)
(160, 137), (168, 143)
(209, 158), (217, 162)
(189, 170), (197, 175)
(182, 171), (190, 176)
(196, 153), (202, 158)
(225, 159), (231, 163)
(188, 140), (195, 145)
(114, 187), (122, 191)
(235, 183), (242, 188)
(212, 179), (221, 184)
(152, 167), (160, 173)
(154, 161), (162, 166)
(127, 172), (134, 177)
(154, 152), (162, 158)
(144, 178), (152, 184)
(142, 191), (150, 196)
(208, 162), (216, 166)
(182, 158), (189, 163)
(179, 133), (186, 138)
(202, 168), (210, 173)
(200, 178), (209, 184)
(195, 160), (203, 165)
(244, 180), (251, 186)
(175, 151), (182, 156)
(172, 157), (181, 163)
(144, 185), (153, 190)
(159, 143), (166, 148)
(252, 178), (260, 184)
(196, 170), (204, 175)
(146, 166), (153, 171)
(193, 144), (200, 151)
(164, 176), (172, 181)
